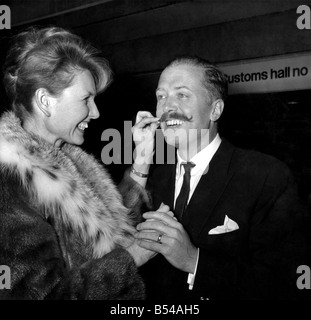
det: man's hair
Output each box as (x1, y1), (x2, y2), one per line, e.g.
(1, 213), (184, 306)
(3, 26), (112, 121)
(165, 55), (228, 102)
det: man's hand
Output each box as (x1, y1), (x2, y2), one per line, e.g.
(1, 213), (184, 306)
(135, 210), (199, 273)
(132, 111), (159, 166)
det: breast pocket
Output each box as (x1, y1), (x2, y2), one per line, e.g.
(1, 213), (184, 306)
(198, 228), (245, 257)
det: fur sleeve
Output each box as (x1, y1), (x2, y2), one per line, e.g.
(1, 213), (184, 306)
(59, 249), (145, 300)
(0, 193), (145, 300)
(118, 168), (152, 224)
(63, 144), (151, 225)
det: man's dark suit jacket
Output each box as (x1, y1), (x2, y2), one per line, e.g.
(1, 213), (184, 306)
(140, 139), (309, 300)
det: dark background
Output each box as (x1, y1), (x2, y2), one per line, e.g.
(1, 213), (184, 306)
(1, 0), (311, 205)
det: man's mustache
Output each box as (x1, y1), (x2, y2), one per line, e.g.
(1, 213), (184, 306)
(159, 112), (193, 123)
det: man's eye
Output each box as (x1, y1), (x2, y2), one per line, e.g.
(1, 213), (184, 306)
(177, 93), (188, 99)
(157, 95), (165, 101)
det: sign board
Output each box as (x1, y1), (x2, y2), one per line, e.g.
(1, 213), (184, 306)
(218, 53), (311, 95)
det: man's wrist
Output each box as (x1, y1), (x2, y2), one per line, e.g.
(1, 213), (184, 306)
(132, 161), (151, 173)
(134, 149), (154, 166)
(131, 166), (149, 178)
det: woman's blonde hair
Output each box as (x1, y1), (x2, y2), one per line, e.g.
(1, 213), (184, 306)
(3, 26), (112, 121)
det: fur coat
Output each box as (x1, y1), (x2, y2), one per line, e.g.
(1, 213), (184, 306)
(0, 111), (148, 299)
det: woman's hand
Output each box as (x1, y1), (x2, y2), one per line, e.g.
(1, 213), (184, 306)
(126, 239), (157, 267)
(126, 204), (172, 267)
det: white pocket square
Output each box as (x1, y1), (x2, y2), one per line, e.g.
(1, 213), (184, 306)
(208, 215), (239, 235)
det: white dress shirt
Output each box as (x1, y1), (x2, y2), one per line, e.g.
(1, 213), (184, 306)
(174, 134), (222, 206)
(174, 134), (222, 289)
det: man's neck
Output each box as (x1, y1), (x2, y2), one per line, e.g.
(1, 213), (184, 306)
(178, 128), (218, 161)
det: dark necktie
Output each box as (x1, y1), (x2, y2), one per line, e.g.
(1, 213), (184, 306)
(174, 162), (195, 221)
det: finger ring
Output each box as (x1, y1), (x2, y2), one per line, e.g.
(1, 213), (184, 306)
(157, 233), (163, 243)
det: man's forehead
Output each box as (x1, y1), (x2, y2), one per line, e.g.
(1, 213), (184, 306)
(163, 63), (203, 75)
(158, 64), (205, 89)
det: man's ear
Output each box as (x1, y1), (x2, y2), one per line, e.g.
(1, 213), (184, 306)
(210, 99), (224, 122)
(34, 88), (53, 117)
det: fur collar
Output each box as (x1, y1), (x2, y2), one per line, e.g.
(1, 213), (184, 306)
(0, 111), (135, 258)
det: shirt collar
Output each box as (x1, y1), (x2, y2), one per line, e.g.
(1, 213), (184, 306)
(176, 134), (222, 176)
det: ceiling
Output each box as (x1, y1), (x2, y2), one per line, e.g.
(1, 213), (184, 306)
(5, 0), (305, 30)
(5, 0), (113, 26)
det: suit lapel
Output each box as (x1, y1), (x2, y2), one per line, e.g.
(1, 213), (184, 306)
(182, 140), (236, 239)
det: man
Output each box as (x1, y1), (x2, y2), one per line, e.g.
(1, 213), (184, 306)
(132, 56), (308, 300)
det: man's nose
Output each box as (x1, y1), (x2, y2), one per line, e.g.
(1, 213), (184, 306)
(164, 97), (178, 112)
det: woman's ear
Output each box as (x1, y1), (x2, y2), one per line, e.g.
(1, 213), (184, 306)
(34, 88), (52, 117)
(210, 99), (224, 122)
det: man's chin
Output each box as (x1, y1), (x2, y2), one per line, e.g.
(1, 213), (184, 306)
(163, 135), (183, 149)
(163, 127), (189, 149)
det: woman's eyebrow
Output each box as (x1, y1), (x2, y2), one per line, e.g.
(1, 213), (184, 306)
(82, 91), (96, 98)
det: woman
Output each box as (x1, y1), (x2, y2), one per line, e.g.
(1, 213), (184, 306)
(0, 26), (156, 299)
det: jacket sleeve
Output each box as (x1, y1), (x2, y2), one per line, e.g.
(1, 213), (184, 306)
(0, 194), (145, 300)
(193, 164), (309, 299)
(118, 168), (152, 224)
